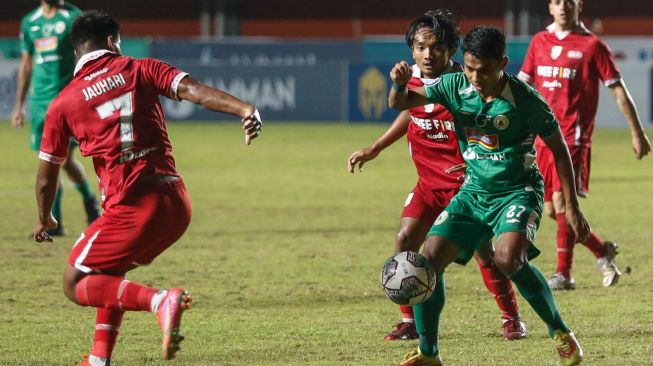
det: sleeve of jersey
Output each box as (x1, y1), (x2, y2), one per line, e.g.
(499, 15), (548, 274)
(19, 19), (33, 55)
(422, 76), (451, 110)
(527, 92), (560, 139)
(518, 39), (536, 83)
(593, 39), (621, 87)
(139, 58), (189, 101)
(39, 105), (71, 165)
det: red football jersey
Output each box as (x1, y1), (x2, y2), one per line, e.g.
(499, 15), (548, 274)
(40, 50), (189, 209)
(406, 64), (463, 190)
(519, 23), (620, 148)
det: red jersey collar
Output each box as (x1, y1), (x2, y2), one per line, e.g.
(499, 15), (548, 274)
(74, 49), (115, 76)
(545, 21), (591, 36)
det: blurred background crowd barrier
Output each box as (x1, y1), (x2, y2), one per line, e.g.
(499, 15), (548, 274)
(1, 0), (651, 124)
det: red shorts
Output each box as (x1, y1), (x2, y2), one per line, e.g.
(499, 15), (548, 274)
(536, 144), (591, 202)
(401, 180), (458, 224)
(68, 179), (192, 274)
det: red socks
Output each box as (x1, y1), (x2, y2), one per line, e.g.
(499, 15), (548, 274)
(555, 214), (576, 278)
(90, 308), (124, 359)
(399, 305), (414, 323)
(75, 274), (158, 312)
(555, 214), (606, 277)
(477, 259), (520, 320)
(579, 231), (605, 259)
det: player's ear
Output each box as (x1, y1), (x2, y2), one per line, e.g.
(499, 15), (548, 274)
(107, 34), (122, 54)
(499, 56), (509, 70)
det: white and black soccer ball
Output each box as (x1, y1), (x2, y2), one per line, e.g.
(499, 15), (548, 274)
(380, 251), (436, 306)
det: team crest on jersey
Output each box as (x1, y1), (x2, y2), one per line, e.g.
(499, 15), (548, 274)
(493, 115), (509, 130)
(465, 128), (499, 150)
(424, 104), (435, 113)
(55, 21), (66, 34)
(434, 211), (448, 225)
(550, 46), (563, 60)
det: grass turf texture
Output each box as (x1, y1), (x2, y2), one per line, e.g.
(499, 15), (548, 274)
(0, 121), (652, 365)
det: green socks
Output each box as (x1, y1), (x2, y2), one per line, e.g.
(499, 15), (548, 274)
(414, 273), (445, 356)
(74, 180), (95, 201)
(510, 262), (570, 337)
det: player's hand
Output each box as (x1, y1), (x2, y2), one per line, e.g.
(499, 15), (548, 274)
(444, 163), (468, 182)
(348, 147), (379, 173)
(243, 109), (262, 145)
(11, 108), (24, 129)
(565, 206), (590, 243)
(33, 213), (58, 243)
(389, 61), (411, 87)
(632, 132), (651, 160)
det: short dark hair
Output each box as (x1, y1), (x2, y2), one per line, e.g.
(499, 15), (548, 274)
(405, 9), (460, 51)
(461, 26), (506, 61)
(71, 10), (121, 48)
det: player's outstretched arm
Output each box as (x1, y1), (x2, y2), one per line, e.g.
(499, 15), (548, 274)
(348, 110), (411, 173)
(542, 129), (591, 241)
(34, 160), (61, 243)
(177, 77), (262, 144)
(11, 52), (33, 129)
(388, 61), (429, 111)
(608, 80), (652, 160)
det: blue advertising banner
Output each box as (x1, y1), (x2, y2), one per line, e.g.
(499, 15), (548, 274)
(162, 62), (345, 121)
(152, 40), (362, 66)
(348, 63), (399, 123)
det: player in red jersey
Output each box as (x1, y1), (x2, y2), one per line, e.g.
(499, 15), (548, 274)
(33, 10), (262, 366)
(519, 0), (651, 290)
(348, 10), (526, 342)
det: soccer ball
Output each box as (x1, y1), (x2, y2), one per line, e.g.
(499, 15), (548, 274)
(380, 251), (436, 306)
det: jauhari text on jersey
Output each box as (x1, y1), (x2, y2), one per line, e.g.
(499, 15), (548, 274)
(82, 73), (127, 101)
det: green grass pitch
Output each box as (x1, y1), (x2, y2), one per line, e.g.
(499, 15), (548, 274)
(1, 121), (652, 365)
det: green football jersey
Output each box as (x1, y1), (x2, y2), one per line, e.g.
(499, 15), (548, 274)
(423, 72), (559, 194)
(20, 2), (81, 103)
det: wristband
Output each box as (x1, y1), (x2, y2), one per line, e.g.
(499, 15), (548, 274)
(392, 83), (407, 92)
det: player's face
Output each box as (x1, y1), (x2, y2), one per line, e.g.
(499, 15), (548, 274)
(411, 27), (454, 79)
(463, 53), (507, 96)
(549, 0), (583, 30)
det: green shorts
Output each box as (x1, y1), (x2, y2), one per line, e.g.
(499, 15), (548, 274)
(427, 185), (544, 265)
(29, 100), (78, 152)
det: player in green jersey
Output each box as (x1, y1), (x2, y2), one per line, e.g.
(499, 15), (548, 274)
(388, 26), (590, 366)
(12, 0), (100, 235)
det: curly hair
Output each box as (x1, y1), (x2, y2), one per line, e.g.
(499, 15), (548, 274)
(405, 9), (460, 51)
(71, 10), (121, 48)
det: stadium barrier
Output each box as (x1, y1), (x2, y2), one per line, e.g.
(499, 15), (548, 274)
(0, 37), (651, 125)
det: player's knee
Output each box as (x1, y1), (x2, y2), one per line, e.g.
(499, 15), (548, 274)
(544, 204), (556, 220)
(62, 278), (79, 304)
(62, 267), (84, 305)
(492, 251), (524, 276)
(551, 192), (566, 214)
